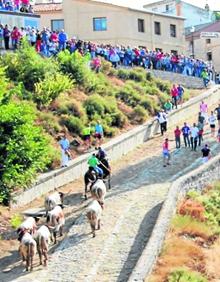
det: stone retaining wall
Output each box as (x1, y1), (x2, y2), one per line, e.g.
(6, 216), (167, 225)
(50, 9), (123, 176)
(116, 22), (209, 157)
(11, 86), (220, 207)
(147, 69), (204, 89)
(129, 155), (220, 282)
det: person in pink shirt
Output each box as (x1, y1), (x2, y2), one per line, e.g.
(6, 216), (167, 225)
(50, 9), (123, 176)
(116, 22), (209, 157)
(11, 26), (21, 50)
(199, 100), (208, 123)
(170, 84), (178, 109)
(162, 138), (170, 167)
(50, 31), (58, 43)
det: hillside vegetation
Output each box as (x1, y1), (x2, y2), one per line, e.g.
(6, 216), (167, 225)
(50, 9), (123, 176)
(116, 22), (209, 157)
(150, 182), (220, 282)
(0, 41), (190, 204)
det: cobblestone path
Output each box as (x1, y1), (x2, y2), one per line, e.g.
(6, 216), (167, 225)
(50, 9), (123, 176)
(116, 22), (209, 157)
(8, 136), (220, 282)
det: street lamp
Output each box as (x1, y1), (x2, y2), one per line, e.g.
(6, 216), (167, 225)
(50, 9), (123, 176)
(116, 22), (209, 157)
(190, 26), (195, 59)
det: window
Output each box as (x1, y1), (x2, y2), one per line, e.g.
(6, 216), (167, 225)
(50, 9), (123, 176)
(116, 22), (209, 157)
(166, 4), (169, 11)
(206, 38), (211, 44)
(93, 17), (107, 31)
(170, 24), (176, 37)
(51, 19), (64, 31)
(154, 21), (161, 35)
(138, 19), (145, 32)
(207, 52), (212, 61)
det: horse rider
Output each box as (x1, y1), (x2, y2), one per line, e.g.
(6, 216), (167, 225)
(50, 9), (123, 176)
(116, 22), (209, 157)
(88, 153), (103, 178)
(96, 146), (107, 161)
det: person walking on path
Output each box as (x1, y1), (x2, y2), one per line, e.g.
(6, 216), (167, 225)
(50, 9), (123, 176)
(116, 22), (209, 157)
(214, 104), (220, 127)
(164, 100), (173, 113)
(162, 138), (170, 167)
(200, 101), (208, 123)
(156, 110), (167, 136)
(208, 111), (216, 137)
(190, 123), (199, 151)
(181, 122), (191, 147)
(170, 84), (178, 109)
(94, 120), (104, 147)
(201, 144), (211, 163)
(59, 133), (70, 168)
(177, 84), (184, 106)
(201, 69), (209, 88)
(174, 126), (181, 149)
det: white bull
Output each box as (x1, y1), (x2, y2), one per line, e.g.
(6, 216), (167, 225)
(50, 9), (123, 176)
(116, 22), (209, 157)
(90, 179), (106, 208)
(86, 200), (102, 238)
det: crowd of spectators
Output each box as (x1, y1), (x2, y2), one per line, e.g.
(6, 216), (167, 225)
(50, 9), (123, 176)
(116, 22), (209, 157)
(0, 0), (33, 13)
(0, 25), (212, 80)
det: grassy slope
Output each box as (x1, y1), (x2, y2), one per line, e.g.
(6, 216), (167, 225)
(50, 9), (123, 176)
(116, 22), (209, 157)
(149, 182), (220, 282)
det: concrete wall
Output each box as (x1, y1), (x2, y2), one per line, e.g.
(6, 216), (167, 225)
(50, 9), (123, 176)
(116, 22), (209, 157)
(147, 69), (204, 89)
(11, 86), (220, 207)
(129, 154), (220, 282)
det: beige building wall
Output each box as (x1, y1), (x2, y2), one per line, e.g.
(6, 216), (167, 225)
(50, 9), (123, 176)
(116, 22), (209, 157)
(36, 0), (186, 53)
(186, 36), (220, 72)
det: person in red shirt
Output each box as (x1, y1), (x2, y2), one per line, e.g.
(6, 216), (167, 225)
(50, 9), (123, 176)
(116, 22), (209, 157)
(171, 84), (178, 109)
(174, 126), (181, 148)
(162, 138), (170, 167)
(11, 26), (21, 50)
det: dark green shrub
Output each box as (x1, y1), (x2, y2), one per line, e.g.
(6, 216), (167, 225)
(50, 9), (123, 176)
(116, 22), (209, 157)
(117, 69), (130, 80)
(37, 112), (62, 136)
(60, 116), (84, 135)
(84, 95), (105, 117)
(116, 85), (141, 107)
(128, 69), (145, 82)
(132, 105), (148, 123)
(111, 111), (127, 128)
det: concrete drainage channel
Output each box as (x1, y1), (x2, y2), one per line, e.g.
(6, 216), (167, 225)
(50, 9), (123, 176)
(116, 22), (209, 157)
(129, 154), (220, 282)
(11, 86), (220, 207)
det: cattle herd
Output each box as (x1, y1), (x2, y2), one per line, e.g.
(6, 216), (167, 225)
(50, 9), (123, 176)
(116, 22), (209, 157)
(16, 176), (108, 272)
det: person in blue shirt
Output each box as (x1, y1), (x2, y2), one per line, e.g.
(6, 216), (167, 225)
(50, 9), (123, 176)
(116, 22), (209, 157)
(59, 133), (70, 167)
(95, 120), (104, 146)
(181, 122), (190, 147)
(58, 29), (68, 51)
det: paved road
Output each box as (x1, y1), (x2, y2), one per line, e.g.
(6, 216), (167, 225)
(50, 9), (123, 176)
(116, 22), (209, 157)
(5, 133), (219, 282)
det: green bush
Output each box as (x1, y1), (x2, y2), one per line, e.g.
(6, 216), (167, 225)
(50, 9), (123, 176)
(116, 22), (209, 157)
(60, 115), (84, 135)
(10, 214), (23, 229)
(168, 268), (207, 282)
(2, 40), (58, 92)
(57, 50), (98, 93)
(111, 111), (128, 128)
(132, 105), (148, 123)
(38, 111), (62, 136)
(84, 95), (105, 117)
(34, 73), (73, 108)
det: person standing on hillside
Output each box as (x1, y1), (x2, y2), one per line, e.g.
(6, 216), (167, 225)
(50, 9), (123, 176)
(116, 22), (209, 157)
(181, 122), (190, 147)
(82, 124), (92, 151)
(177, 84), (184, 106)
(170, 84), (178, 109)
(164, 100), (173, 113)
(201, 69), (209, 88)
(208, 111), (216, 137)
(95, 120), (104, 146)
(59, 133), (70, 167)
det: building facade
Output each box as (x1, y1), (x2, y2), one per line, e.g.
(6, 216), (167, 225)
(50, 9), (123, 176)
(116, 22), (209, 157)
(143, 0), (215, 28)
(186, 21), (220, 72)
(34, 0), (186, 53)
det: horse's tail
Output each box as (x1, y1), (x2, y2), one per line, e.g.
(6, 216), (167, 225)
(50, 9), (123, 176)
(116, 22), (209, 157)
(97, 187), (103, 201)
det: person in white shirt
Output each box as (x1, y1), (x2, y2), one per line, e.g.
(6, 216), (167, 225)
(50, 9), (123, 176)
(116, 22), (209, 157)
(156, 110), (167, 136)
(190, 123), (199, 151)
(208, 111), (216, 137)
